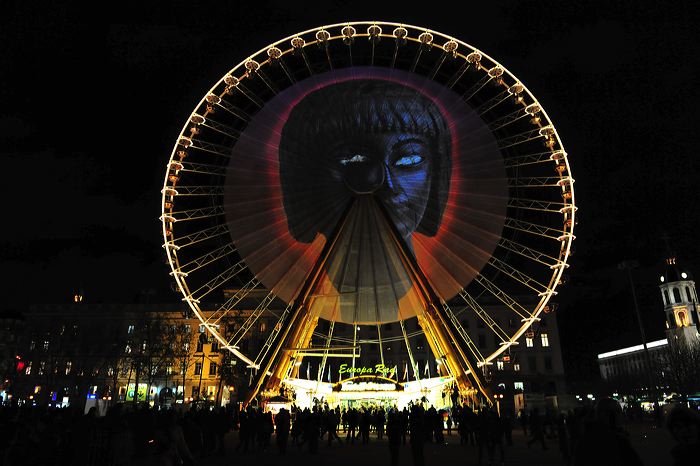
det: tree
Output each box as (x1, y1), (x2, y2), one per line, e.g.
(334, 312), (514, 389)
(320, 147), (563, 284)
(663, 338), (700, 401)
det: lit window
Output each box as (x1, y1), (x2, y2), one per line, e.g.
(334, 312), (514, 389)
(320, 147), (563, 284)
(107, 367), (114, 377)
(128, 325), (135, 334)
(184, 342), (190, 352)
(514, 381), (524, 391)
(65, 361), (72, 375)
(541, 333), (549, 347)
(39, 361), (46, 375)
(526, 337), (534, 348)
(166, 364), (172, 375)
(194, 362), (202, 375)
(496, 360), (504, 371)
(43, 340), (50, 351)
(125, 344), (132, 354)
(25, 363), (32, 375)
(260, 322), (267, 332)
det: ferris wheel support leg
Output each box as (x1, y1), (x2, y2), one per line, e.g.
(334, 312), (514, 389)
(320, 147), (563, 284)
(375, 199), (493, 406)
(243, 199), (356, 407)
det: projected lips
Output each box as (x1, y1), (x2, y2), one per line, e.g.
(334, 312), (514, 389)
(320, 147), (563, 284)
(224, 67), (507, 324)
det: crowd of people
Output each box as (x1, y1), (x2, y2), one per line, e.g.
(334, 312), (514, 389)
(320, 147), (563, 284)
(0, 397), (698, 465)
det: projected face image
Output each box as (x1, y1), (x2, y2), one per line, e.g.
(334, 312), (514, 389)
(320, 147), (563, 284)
(329, 132), (433, 241)
(225, 69), (507, 317)
(279, 79), (451, 247)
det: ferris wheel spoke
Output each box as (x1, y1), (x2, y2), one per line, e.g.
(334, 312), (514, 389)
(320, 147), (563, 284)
(177, 161), (226, 177)
(186, 137), (234, 159)
(192, 114), (242, 140)
(168, 205), (225, 222)
(376, 324), (385, 368)
(456, 290), (512, 345)
(497, 237), (560, 268)
(224, 78), (264, 109)
(165, 224), (229, 251)
(168, 185), (225, 197)
(445, 59), (473, 89)
(476, 89), (512, 116)
(315, 321), (336, 385)
(507, 176), (566, 188)
(250, 68), (279, 95)
(176, 242), (237, 276)
(487, 107), (530, 132)
(399, 319), (420, 381)
(473, 274), (531, 320)
(206, 278), (260, 326)
(507, 197), (573, 214)
(209, 95), (252, 123)
(462, 74), (493, 103)
(428, 50), (450, 80)
(267, 50), (296, 85)
(503, 217), (566, 241)
(440, 302), (488, 364)
(496, 127), (549, 150)
(253, 301), (295, 367)
(503, 150), (565, 169)
(228, 291), (276, 348)
(486, 256), (551, 295)
(187, 260), (249, 303)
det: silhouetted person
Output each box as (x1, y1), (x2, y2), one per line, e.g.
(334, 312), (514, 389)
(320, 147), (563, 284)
(571, 397), (643, 466)
(387, 410), (402, 466)
(409, 405), (426, 466)
(665, 404), (700, 466)
(275, 408), (291, 455)
(527, 407), (547, 450)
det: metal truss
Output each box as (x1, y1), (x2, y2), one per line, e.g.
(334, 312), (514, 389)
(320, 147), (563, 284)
(507, 197), (571, 214)
(168, 205), (225, 222)
(206, 277), (260, 326)
(186, 259), (249, 303)
(486, 255), (550, 295)
(473, 274), (531, 321)
(178, 161), (227, 177)
(169, 185), (225, 197)
(165, 224), (229, 250)
(456, 290), (512, 345)
(503, 217), (566, 241)
(228, 291), (276, 348)
(497, 237), (560, 268)
(176, 242), (237, 276)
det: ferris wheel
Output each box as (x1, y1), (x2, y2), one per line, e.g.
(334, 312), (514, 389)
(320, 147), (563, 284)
(160, 21), (576, 404)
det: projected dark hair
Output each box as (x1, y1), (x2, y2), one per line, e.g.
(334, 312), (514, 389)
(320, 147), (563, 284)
(279, 79), (451, 244)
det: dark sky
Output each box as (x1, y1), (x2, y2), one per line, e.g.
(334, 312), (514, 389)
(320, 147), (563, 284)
(2, 1), (699, 382)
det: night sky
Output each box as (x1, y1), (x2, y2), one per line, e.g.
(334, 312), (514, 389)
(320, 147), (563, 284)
(2, 1), (699, 383)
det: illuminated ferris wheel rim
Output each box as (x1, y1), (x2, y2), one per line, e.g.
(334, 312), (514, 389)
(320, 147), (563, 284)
(159, 20), (576, 373)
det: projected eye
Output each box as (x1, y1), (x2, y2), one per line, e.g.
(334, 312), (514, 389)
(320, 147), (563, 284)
(339, 154), (368, 165)
(394, 155), (424, 167)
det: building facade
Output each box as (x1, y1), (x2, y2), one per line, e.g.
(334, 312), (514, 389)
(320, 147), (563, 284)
(7, 300), (278, 411)
(597, 254), (699, 397)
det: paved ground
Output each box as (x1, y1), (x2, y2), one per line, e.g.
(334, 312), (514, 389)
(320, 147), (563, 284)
(193, 419), (675, 466)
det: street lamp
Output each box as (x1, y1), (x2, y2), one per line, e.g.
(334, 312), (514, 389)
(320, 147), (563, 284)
(618, 260), (659, 409)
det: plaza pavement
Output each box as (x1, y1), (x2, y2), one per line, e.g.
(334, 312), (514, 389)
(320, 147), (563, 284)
(195, 419), (675, 466)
